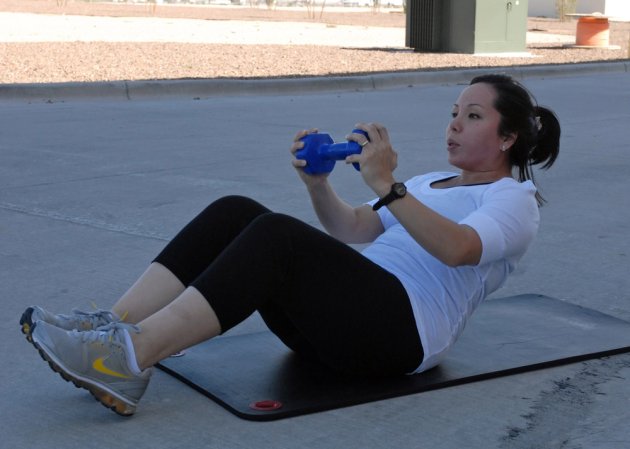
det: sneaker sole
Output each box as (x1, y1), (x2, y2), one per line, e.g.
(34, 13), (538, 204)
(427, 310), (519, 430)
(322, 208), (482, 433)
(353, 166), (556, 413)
(31, 325), (138, 416)
(19, 307), (35, 343)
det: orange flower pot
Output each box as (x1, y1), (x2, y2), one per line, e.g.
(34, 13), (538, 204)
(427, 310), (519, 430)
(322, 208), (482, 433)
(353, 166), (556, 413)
(575, 16), (611, 47)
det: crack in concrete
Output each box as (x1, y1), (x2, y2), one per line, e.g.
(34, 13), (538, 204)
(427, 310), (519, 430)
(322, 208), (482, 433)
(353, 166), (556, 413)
(499, 357), (630, 449)
(0, 200), (169, 242)
(1, 162), (217, 191)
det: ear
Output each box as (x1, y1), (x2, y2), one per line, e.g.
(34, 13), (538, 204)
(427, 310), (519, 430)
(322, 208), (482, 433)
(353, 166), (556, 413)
(501, 132), (517, 150)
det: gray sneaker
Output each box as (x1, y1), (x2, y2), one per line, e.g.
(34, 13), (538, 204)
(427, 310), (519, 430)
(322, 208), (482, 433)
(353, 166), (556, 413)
(20, 306), (120, 342)
(31, 320), (151, 416)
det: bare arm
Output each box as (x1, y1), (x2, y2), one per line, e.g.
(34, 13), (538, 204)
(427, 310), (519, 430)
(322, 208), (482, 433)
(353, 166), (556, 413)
(306, 180), (383, 243)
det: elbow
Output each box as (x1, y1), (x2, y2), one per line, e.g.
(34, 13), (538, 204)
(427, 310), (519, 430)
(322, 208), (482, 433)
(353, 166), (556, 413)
(443, 258), (461, 268)
(442, 257), (476, 268)
(442, 255), (467, 268)
(440, 247), (481, 268)
(440, 226), (482, 267)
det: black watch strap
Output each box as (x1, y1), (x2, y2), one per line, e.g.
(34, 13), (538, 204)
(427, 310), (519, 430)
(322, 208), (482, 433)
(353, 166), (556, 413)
(372, 182), (407, 211)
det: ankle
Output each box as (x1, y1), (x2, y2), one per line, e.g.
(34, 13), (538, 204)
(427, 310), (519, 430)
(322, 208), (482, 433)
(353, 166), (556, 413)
(122, 329), (143, 374)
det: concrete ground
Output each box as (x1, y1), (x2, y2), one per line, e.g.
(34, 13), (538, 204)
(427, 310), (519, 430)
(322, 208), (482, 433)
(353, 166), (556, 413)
(1, 11), (630, 449)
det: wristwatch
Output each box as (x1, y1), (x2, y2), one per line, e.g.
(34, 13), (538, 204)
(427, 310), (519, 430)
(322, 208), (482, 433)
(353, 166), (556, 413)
(372, 182), (407, 211)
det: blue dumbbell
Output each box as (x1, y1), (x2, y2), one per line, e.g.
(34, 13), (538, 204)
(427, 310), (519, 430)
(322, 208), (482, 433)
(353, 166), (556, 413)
(296, 129), (368, 175)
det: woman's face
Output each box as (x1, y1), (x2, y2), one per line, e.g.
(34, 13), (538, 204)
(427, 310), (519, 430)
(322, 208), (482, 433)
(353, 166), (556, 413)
(446, 83), (513, 173)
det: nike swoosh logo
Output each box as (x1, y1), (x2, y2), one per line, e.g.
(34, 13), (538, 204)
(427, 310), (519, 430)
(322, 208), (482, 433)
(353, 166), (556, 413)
(93, 357), (132, 379)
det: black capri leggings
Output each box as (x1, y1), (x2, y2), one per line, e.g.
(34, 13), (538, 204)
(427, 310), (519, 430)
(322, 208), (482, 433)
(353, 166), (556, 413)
(154, 195), (423, 377)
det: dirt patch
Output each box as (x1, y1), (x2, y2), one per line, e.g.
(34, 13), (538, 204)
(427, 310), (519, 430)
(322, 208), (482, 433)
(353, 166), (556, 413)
(1, 0), (629, 84)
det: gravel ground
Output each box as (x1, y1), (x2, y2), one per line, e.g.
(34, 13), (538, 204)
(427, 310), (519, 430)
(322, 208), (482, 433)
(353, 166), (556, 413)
(1, 0), (629, 84)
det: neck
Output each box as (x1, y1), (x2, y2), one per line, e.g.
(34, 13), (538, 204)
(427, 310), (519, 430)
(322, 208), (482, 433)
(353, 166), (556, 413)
(456, 169), (512, 186)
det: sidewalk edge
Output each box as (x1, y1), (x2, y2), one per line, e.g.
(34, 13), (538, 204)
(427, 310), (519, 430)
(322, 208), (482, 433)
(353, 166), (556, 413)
(1, 61), (628, 102)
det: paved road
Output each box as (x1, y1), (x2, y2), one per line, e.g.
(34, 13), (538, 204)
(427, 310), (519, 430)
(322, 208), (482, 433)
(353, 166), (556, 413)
(1, 69), (629, 448)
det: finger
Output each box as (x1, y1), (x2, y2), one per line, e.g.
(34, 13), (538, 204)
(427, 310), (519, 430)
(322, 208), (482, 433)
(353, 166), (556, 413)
(345, 154), (361, 165)
(291, 158), (307, 168)
(352, 123), (377, 146)
(290, 140), (305, 155)
(346, 130), (370, 147)
(353, 122), (370, 136)
(373, 122), (389, 141)
(292, 128), (318, 142)
(292, 129), (308, 141)
(360, 122), (384, 144)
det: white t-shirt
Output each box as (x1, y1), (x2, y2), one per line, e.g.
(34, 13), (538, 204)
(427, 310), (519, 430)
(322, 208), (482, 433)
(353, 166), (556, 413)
(362, 172), (539, 373)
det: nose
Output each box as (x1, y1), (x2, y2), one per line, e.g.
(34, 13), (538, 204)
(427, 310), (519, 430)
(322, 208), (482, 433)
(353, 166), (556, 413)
(448, 115), (461, 132)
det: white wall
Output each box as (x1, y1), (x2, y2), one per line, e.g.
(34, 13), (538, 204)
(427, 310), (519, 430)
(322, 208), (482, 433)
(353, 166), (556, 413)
(578, 0), (630, 18)
(529, 0), (630, 19)
(529, 0), (556, 18)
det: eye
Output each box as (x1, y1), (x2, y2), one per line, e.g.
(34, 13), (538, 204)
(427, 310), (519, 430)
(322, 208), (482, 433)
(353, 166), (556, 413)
(468, 113), (481, 119)
(450, 111), (458, 118)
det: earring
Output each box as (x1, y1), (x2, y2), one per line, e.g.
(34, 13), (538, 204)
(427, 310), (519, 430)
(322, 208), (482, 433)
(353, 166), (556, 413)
(500, 144), (508, 152)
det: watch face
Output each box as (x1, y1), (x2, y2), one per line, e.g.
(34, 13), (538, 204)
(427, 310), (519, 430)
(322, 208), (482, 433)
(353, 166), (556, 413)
(393, 183), (406, 196)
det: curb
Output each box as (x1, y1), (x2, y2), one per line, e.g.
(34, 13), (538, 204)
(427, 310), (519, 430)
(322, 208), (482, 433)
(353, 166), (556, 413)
(1, 60), (628, 102)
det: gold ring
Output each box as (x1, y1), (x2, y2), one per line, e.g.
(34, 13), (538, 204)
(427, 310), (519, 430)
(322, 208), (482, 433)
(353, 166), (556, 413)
(359, 140), (369, 148)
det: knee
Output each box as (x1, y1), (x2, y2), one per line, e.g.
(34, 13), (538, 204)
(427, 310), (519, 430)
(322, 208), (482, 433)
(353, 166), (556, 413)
(242, 213), (307, 245)
(200, 195), (269, 219)
(249, 212), (300, 232)
(208, 195), (260, 211)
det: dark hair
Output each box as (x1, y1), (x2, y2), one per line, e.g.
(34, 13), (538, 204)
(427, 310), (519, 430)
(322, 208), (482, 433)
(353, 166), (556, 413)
(470, 74), (561, 204)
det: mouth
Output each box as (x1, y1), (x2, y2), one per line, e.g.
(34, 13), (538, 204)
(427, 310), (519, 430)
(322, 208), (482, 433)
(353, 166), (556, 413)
(447, 139), (459, 151)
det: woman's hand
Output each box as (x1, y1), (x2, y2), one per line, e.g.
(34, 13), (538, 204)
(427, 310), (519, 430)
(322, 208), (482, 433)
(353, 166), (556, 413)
(290, 128), (384, 244)
(289, 128), (330, 188)
(345, 122), (398, 196)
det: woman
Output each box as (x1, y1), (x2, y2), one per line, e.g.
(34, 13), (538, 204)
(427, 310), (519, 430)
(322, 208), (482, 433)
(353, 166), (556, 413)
(20, 74), (560, 416)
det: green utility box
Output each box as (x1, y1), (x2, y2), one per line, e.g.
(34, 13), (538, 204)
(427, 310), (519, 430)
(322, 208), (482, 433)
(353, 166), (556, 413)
(406, 0), (529, 54)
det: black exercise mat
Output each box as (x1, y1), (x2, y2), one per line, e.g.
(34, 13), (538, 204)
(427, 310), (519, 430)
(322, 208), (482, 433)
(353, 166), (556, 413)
(156, 294), (630, 421)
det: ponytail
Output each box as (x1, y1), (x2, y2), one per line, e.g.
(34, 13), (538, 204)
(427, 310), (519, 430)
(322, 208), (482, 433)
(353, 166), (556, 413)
(530, 106), (560, 169)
